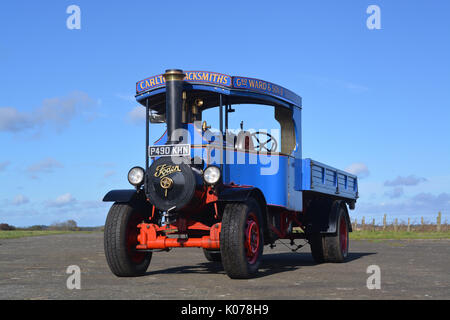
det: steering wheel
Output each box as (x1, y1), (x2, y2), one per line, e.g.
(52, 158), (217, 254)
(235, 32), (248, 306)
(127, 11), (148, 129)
(251, 131), (278, 153)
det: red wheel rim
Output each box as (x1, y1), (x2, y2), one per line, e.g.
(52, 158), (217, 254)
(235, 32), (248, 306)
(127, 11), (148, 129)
(126, 215), (146, 264)
(245, 213), (260, 264)
(339, 216), (348, 256)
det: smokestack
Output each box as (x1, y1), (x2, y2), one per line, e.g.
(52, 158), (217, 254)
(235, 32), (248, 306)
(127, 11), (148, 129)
(163, 69), (185, 144)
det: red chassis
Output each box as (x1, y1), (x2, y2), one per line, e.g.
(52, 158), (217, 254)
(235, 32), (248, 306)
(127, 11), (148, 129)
(137, 220), (222, 250)
(135, 203), (306, 252)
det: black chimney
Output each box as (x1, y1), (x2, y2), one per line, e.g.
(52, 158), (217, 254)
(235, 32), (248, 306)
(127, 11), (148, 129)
(163, 69), (185, 144)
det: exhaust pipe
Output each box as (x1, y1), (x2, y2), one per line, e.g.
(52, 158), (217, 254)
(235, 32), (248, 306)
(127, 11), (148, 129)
(163, 69), (185, 144)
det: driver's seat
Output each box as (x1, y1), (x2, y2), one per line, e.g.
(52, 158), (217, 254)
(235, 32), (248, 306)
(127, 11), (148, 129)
(235, 131), (255, 152)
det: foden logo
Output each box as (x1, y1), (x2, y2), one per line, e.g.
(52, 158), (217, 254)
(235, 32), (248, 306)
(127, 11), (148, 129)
(154, 164), (181, 178)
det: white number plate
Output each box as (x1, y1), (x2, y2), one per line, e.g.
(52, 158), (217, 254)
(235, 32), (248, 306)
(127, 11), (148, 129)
(148, 144), (191, 157)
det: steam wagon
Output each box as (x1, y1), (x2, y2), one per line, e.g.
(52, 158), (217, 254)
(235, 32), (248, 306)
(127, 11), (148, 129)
(103, 69), (358, 279)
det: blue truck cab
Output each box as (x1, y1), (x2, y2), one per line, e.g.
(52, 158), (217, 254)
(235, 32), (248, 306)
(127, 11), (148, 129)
(103, 69), (359, 279)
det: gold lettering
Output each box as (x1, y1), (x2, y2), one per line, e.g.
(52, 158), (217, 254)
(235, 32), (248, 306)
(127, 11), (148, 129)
(154, 164), (182, 178)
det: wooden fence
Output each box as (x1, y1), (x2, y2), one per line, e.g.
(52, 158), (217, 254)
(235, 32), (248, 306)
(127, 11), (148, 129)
(352, 212), (447, 232)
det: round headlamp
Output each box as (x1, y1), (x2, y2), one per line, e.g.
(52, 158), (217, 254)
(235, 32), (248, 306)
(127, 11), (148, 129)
(128, 166), (145, 187)
(203, 166), (221, 185)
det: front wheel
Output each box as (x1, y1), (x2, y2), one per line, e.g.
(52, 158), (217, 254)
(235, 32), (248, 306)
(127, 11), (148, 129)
(220, 198), (264, 279)
(104, 202), (152, 277)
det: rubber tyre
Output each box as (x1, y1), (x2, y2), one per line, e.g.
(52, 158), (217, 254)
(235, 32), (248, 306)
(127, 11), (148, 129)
(104, 202), (152, 277)
(220, 198), (264, 279)
(203, 249), (222, 262)
(310, 204), (349, 263)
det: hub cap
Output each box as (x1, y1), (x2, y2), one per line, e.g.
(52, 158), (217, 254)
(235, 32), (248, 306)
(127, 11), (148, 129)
(245, 213), (260, 264)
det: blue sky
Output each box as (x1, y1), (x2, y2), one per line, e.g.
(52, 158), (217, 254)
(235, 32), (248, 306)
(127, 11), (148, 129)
(1, 0), (449, 226)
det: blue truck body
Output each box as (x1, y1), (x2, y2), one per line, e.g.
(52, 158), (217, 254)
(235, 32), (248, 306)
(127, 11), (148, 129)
(136, 71), (359, 213)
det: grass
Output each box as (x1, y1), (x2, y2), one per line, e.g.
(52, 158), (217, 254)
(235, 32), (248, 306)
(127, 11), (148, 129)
(2, 228), (449, 241)
(350, 230), (450, 240)
(0, 230), (94, 239)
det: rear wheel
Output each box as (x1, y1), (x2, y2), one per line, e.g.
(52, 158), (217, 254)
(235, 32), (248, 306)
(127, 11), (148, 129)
(220, 198), (264, 279)
(203, 249), (221, 262)
(310, 203), (349, 263)
(104, 202), (152, 277)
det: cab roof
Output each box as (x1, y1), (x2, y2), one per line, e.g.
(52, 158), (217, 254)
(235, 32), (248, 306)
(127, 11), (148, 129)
(135, 71), (302, 113)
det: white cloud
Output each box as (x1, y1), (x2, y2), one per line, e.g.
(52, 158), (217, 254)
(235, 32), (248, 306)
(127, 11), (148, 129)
(46, 193), (76, 208)
(0, 107), (34, 132)
(357, 192), (450, 220)
(104, 170), (116, 178)
(302, 75), (369, 93)
(345, 162), (369, 178)
(115, 94), (135, 102)
(12, 194), (29, 205)
(0, 91), (97, 133)
(0, 161), (10, 172)
(127, 106), (146, 124)
(384, 175), (427, 187)
(343, 82), (369, 92)
(27, 158), (63, 174)
(384, 187), (404, 199)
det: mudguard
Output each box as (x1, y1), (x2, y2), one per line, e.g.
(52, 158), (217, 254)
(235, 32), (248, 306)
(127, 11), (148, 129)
(217, 186), (273, 244)
(103, 189), (145, 203)
(307, 200), (352, 234)
(305, 199), (352, 235)
(325, 200), (352, 234)
(217, 186), (255, 203)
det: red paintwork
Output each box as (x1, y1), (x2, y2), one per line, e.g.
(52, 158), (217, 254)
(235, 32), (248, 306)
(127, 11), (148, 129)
(340, 216), (348, 255)
(136, 220), (221, 250)
(245, 213), (260, 264)
(205, 186), (218, 204)
(269, 210), (304, 239)
(127, 214), (147, 263)
(134, 184), (305, 251)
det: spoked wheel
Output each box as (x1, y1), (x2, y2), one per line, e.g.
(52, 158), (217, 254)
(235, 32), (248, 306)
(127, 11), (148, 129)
(310, 201), (350, 263)
(104, 202), (152, 277)
(220, 198), (264, 279)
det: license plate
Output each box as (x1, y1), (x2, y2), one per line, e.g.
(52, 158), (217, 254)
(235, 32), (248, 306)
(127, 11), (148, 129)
(148, 144), (191, 157)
